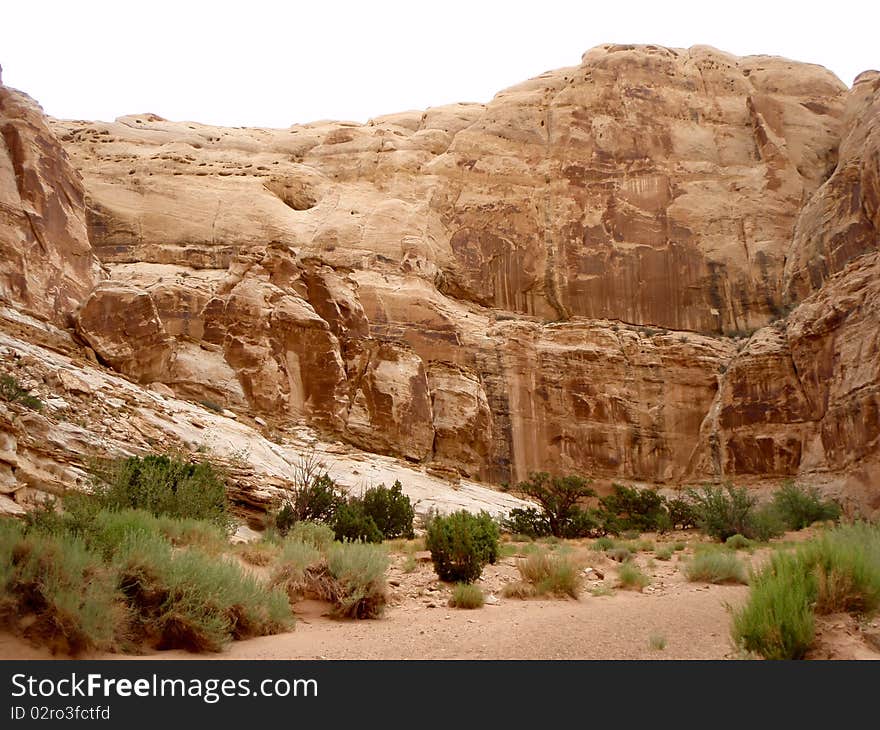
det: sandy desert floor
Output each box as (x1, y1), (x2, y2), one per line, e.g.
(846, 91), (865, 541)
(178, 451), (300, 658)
(1, 531), (878, 661)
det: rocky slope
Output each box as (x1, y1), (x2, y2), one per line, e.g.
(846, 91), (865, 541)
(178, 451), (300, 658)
(0, 46), (878, 518)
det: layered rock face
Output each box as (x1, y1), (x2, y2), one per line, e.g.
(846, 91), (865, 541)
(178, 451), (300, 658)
(0, 45), (878, 514)
(0, 83), (103, 326)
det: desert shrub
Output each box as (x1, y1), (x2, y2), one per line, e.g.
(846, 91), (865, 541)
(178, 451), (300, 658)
(269, 539), (324, 602)
(800, 522), (880, 615)
(287, 521), (335, 551)
(683, 549), (747, 584)
(275, 473), (346, 534)
(116, 534), (292, 652)
(91, 454), (231, 529)
(512, 550), (580, 598)
(325, 541), (389, 619)
(606, 546), (632, 563)
(0, 374), (43, 411)
(502, 581), (537, 599)
(449, 583), (485, 609)
(748, 504), (787, 542)
(0, 525), (117, 654)
(561, 508), (600, 538)
(425, 510), (500, 584)
(732, 522), (880, 659)
(732, 550), (815, 660)
(153, 515), (226, 551)
(360, 481), (415, 539)
(655, 546), (673, 561)
(235, 541), (279, 567)
(591, 536), (615, 551)
(772, 481), (841, 531)
(513, 472), (595, 538)
(666, 496), (699, 530)
(597, 484), (668, 534)
(649, 634), (667, 651)
(617, 562), (650, 590)
(687, 484), (756, 542)
(332, 502), (383, 544)
(279, 539), (322, 573)
(85, 508), (165, 559)
(725, 534), (753, 550)
(274, 450), (347, 534)
(502, 507), (551, 538)
(673, 541), (687, 552)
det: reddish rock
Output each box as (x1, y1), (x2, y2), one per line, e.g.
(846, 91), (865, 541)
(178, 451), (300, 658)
(75, 282), (175, 383)
(0, 85), (103, 326)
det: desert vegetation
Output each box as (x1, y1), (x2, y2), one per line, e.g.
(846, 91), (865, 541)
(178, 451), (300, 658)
(0, 452), (399, 655)
(733, 522), (880, 659)
(425, 510), (500, 583)
(1, 445), (870, 661)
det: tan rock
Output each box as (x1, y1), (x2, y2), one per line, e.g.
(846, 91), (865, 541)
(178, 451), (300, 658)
(427, 363), (493, 476)
(75, 282), (175, 383)
(0, 85), (103, 325)
(346, 342), (434, 462)
(204, 273), (348, 429)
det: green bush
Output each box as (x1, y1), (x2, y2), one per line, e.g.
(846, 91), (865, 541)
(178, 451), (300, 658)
(683, 549), (748, 584)
(502, 507), (551, 538)
(116, 534), (292, 652)
(287, 521), (335, 551)
(269, 539), (323, 602)
(360, 481), (415, 539)
(0, 374), (43, 411)
(655, 546), (673, 561)
(801, 522), (880, 615)
(772, 481), (841, 531)
(732, 522), (880, 659)
(666, 496), (699, 530)
(687, 484), (756, 542)
(617, 562), (650, 590)
(91, 454), (231, 529)
(449, 583), (485, 609)
(332, 502), (383, 544)
(561, 508), (600, 538)
(591, 536), (615, 551)
(725, 534), (753, 550)
(597, 484), (668, 534)
(425, 511), (500, 583)
(748, 504), (787, 542)
(325, 542), (389, 619)
(0, 524), (116, 654)
(732, 550), (815, 660)
(606, 546), (632, 563)
(279, 539), (322, 573)
(513, 472), (595, 538)
(512, 550), (580, 598)
(275, 473), (346, 534)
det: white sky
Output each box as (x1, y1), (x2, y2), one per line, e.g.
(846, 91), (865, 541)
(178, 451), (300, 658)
(1, 0), (877, 128)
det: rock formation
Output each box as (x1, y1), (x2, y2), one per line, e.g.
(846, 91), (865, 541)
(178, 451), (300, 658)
(0, 85), (103, 326)
(0, 44), (878, 517)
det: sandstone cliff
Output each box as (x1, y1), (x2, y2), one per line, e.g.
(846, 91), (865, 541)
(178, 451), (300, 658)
(1, 45), (878, 517)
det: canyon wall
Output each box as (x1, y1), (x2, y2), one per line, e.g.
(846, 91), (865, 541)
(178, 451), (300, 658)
(0, 46), (878, 514)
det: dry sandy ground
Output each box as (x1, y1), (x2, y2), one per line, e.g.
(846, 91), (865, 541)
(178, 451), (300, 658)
(1, 533), (877, 661)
